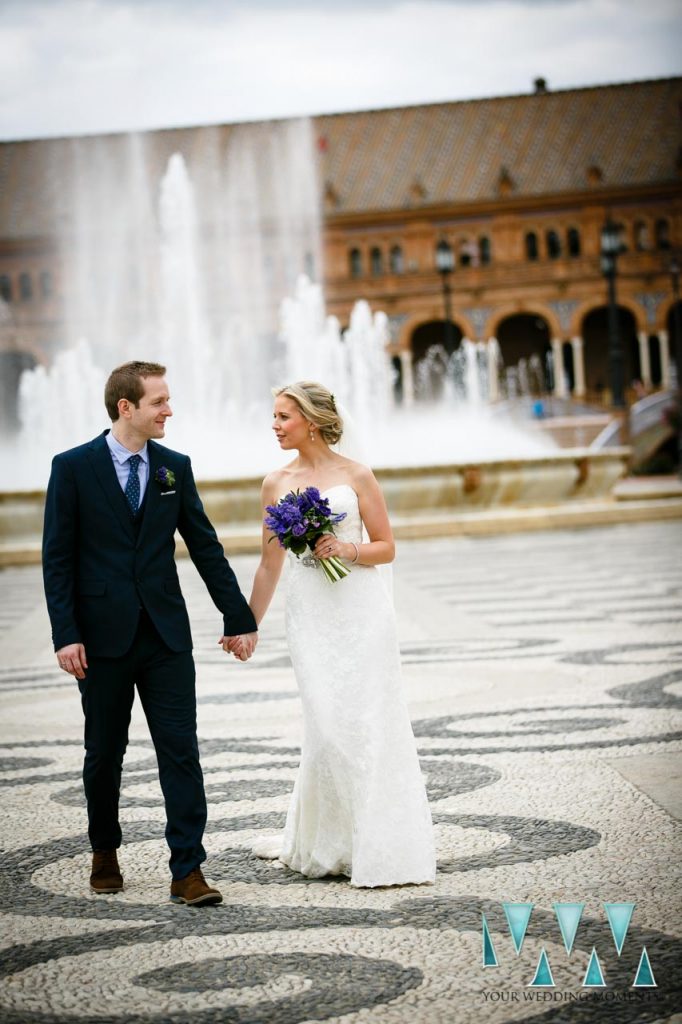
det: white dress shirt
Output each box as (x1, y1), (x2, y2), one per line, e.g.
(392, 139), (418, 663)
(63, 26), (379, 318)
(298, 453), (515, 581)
(105, 430), (149, 503)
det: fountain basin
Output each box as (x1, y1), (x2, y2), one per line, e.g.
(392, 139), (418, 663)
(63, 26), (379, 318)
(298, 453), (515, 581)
(4, 446), (669, 567)
(191, 447), (629, 523)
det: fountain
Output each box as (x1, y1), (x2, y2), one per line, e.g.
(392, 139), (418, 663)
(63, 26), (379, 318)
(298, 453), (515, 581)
(3, 118), (323, 486)
(0, 118), (631, 559)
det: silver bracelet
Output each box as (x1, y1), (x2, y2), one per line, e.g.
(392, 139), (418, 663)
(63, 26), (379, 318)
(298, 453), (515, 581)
(349, 542), (359, 564)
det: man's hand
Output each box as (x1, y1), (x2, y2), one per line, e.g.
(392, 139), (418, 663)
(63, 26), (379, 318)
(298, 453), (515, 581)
(56, 643), (88, 680)
(219, 632), (258, 661)
(219, 635), (249, 661)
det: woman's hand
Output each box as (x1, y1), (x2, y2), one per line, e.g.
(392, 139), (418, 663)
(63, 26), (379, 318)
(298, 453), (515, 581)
(219, 633), (257, 661)
(313, 534), (351, 561)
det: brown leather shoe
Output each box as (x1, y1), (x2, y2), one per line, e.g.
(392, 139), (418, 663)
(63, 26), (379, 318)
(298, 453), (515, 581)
(170, 867), (222, 906)
(90, 849), (123, 894)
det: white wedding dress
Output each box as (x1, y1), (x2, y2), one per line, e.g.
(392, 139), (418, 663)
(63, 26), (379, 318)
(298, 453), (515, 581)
(255, 484), (436, 887)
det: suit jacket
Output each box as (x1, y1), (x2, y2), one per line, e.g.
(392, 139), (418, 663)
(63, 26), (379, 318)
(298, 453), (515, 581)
(42, 430), (257, 657)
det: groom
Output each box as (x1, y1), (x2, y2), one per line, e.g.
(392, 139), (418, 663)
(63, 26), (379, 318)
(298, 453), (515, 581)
(42, 360), (257, 906)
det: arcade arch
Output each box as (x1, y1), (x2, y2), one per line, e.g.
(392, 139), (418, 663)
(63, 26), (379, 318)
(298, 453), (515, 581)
(665, 300), (682, 381)
(409, 319), (465, 401)
(0, 350), (38, 431)
(495, 313), (553, 395)
(489, 304), (562, 341)
(581, 305), (639, 397)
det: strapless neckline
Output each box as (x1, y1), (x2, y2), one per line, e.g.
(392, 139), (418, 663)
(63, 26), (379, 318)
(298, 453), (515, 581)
(320, 483), (357, 500)
(278, 483), (358, 502)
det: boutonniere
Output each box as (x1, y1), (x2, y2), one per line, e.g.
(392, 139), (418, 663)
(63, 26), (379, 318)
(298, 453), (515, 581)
(155, 466), (176, 490)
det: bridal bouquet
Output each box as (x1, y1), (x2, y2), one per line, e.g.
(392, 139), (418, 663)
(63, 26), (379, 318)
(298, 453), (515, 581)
(264, 486), (350, 582)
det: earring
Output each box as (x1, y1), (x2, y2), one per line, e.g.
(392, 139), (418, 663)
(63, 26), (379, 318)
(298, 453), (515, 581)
(309, 427), (315, 441)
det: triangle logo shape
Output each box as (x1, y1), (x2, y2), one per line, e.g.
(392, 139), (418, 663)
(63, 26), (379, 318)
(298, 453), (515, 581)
(633, 947), (657, 988)
(582, 947), (606, 987)
(529, 947), (555, 987)
(604, 902), (635, 955)
(482, 913), (499, 967)
(553, 902), (584, 954)
(503, 902), (534, 955)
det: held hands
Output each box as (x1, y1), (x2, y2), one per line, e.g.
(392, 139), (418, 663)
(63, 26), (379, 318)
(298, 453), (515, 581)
(219, 631), (258, 662)
(56, 643), (88, 680)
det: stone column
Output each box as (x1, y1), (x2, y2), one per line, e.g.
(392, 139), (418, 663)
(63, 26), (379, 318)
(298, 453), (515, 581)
(658, 330), (671, 388)
(551, 338), (567, 397)
(400, 350), (415, 406)
(637, 331), (652, 388)
(487, 338), (500, 402)
(571, 336), (586, 397)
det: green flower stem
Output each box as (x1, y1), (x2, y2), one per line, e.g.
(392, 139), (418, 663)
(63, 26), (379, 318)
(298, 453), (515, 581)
(319, 556), (351, 582)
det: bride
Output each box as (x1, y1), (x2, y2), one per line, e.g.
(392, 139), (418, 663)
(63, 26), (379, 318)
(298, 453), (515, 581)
(231, 381), (435, 887)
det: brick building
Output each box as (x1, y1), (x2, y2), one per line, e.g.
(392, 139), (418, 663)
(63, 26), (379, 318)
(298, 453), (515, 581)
(1, 75), (681, 423)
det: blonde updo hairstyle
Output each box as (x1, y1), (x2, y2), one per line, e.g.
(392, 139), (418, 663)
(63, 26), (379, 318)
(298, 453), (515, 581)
(273, 381), (343, 446)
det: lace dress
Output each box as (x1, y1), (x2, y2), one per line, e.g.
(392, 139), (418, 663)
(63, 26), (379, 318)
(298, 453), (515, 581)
(255, 483), (436, 887)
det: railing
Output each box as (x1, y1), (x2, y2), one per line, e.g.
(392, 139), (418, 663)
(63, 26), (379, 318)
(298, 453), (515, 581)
(591, 390), (675, 449)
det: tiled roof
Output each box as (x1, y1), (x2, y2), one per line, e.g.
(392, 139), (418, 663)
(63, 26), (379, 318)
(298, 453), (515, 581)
(314, 78), (682, 212)
(0, 77), (680, 239)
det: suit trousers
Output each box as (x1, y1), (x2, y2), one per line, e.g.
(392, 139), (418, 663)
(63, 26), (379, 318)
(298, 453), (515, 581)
(77, 608), (207, 880)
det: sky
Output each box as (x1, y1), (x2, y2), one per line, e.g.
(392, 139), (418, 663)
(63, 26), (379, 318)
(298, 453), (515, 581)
(0, 0), (680, 140)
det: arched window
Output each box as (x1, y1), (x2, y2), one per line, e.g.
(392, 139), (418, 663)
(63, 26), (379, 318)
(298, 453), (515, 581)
(567, 228), (581, 258)
(0, 275), (11, 303)
(655, 218), (671, 250)
(634, 220), (650, 251)
(40, 270), (53, 298)
(546, 229), (561, 259)
(458, 239), (472, 267)
(349, 248), (363, 278)
(615, 222), (628, 251)
(389, 244), (404, 274)
(525, 231), (538, 261)
(19, 272), (32, 301)
(370, 246), (384, 276)
(479, 236), (491, 265)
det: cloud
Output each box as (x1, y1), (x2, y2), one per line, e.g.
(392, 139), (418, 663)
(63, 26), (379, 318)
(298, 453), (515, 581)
(0, 0), (680, 140)
(0, 0), (584, 8)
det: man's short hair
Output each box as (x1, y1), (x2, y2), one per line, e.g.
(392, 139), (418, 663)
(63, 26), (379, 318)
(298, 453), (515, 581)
(104, 361), (166, 421)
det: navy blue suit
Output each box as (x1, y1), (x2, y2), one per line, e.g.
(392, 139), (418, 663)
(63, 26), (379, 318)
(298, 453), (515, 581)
(42, 430), (257, 878)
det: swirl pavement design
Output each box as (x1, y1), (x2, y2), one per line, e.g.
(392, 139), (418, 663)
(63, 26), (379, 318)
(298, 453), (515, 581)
(0, 521), (680, 1022)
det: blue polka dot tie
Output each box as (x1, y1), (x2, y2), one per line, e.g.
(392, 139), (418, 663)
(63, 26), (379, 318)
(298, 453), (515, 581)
(124, 454), (141, 514)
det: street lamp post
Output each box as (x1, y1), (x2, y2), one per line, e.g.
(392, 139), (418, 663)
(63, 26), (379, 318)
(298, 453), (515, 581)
(670, 255), (682, 476)
(435, 239), (456, 354)
(600, 218), (625, 409)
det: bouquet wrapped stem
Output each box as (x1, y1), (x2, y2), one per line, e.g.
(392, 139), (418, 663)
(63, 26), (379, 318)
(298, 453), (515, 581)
(264, 486), (351, 584)
(315, 544), (351, 582)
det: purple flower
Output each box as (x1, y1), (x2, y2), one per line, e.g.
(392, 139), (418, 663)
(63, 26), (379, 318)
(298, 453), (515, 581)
(155, 466), (176, 489)
(264, 486), (348, 574)
(299, 486), (320, 512)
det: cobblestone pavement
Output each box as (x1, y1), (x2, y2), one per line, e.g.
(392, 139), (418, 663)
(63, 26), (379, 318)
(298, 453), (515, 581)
(1, 521), (681, 1024)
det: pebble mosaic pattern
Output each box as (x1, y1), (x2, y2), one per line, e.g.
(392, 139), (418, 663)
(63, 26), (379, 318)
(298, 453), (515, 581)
(1, 521), (681, 1023)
